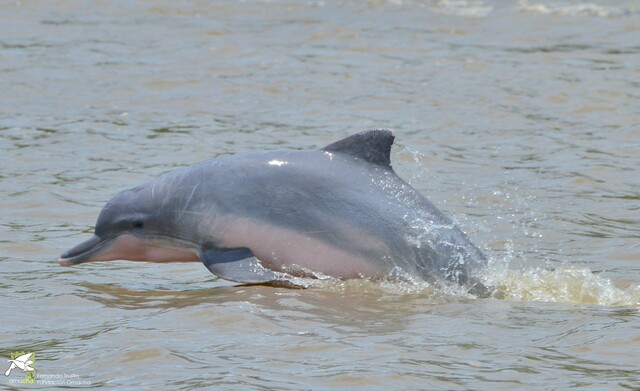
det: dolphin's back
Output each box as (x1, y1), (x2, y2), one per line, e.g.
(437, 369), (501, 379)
(165, 133), (486, 285)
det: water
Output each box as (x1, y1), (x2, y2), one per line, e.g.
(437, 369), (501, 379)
(1, 0), (639, 389)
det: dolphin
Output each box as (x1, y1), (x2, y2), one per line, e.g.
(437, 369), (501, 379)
(59, 130), (488, 292)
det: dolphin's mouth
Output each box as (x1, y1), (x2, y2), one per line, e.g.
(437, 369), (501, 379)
(58, 235), (114, 266)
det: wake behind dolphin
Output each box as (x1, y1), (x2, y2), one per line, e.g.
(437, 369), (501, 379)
(59, 130), (488, 293)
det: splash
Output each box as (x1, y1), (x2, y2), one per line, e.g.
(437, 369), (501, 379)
(488, 266), (640, 307)
(270, 262), (640, 308)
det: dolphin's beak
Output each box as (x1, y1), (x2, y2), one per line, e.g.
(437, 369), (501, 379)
(59, 233), (201, 266)
(58, 235), (114, 266)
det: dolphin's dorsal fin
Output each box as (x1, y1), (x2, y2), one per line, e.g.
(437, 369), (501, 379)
(322, 129), (394, 167)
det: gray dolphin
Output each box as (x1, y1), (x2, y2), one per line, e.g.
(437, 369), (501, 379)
(59, 130), (488, 292)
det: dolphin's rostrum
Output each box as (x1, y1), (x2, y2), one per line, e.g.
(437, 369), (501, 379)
(59, 130), (488, 292)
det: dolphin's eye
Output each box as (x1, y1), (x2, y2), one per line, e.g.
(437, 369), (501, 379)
(132, 220), (144, 229)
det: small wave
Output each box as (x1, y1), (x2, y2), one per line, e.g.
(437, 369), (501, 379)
(518, 0), (637, 17)
(431, 0), (494, 18)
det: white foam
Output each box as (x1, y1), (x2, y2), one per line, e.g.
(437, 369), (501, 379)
(432, 0), (494, 17)
(518, 0), (613, 17)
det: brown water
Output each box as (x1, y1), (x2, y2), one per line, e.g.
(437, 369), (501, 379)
(1, 0), (639, 389)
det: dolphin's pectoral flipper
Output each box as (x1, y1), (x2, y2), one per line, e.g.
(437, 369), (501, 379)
(200, 247), (280, 283)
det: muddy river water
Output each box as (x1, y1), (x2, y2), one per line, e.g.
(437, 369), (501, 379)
(1, 0), (639, 389)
